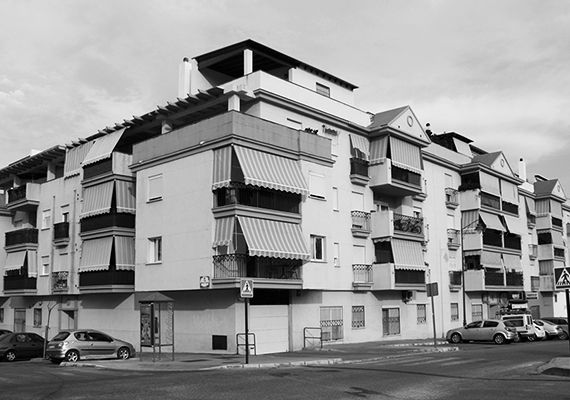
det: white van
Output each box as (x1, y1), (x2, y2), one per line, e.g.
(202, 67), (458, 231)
(500, 314), (537, 341)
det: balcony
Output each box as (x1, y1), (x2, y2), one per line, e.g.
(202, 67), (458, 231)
(52, 271), (69, 292)
(372, 263), (426, 291)
(371, 210), (424, 242)
(212, 254), (303, 289)
(464, 269), (524, 291)
(539, 275), (554, 292)
(393, 213), (424, 239)
(80, 212), (135, 235)
(215, 184), (300, 214)
(528, 244), (538, 260)
(538, 244), (566, 261)
(352, 264), (373, 290)
(53, 222), (70, 247)
(447, 229), (460, 250)
(79, 268), (134, 293)
(527, 214), (536, 229)
(351, 211), (371, 238)
(4, 275), (37, 293)
(536, 213), (564, 232)
(82, 152), (133, 182)
(6, 183), (41, 211)
(5, 228), (38, 250)
(369, 158), (423, 197)
(445, 188), (459, 209)
(449, 271), (462, 291)
(349, 158), (370, 186)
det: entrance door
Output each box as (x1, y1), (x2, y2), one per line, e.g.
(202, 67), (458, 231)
(14, 309), (26, 332)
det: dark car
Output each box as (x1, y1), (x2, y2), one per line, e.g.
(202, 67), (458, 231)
(541, 317), (569, 340)
(0, 329), (12, 336)
(0, 332), (45, 362)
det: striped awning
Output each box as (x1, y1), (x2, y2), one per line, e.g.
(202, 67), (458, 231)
(503, 215), (523, 235)
(391, 239), (425, 271)
(479, 211), (506, 232)
(80, 182), (114, 219)
(524, 197), (536, 216)
(552, 230), (564, 247)
(212, 217), (235, 247)
(503, 254), (522, 271)
(233, 146), (309, 196)
(480, 172), (500, 196)
(79, 237), (113, 272)
(82, 128), (125, 166)
(349, 134), (370, 160)
(115, 236), (135, 271)
(27, 251), (37, 278)
(212, 147), (232, 189)
(237, 216), (310, 260)
(5, 251), (26, 272)
(64, 141), (95, 178)
(370, 136), (388, 165)
(481, 251), (502, 269)
(116, 180), (136, 214)
(389, 137), (422, 174)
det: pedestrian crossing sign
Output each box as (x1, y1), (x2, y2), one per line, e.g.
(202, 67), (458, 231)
(554, 267), (570, 289)
(240, 279), (254, 298)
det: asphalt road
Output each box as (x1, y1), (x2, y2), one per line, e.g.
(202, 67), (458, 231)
(1, 340), (569, 400)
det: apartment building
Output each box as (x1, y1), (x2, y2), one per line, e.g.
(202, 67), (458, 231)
(0, 40), (567, 354)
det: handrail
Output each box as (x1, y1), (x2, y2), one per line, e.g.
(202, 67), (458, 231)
(303, 327), (322, 349)
(236, 333), (256, 355)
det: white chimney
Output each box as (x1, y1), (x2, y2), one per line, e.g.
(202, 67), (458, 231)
(518, 158), (527, 182)
(178, 57), (191, 98)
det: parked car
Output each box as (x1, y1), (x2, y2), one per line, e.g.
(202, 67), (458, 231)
(446, 320), (518, 345)
(0, 329), (12, 336)
(46, 329), (135, 363)
(532, 321), (546, 340)
(0, 332), (45, 362)
(500, 314), (537, 341)
(535, 319), (565, 340)
(541, 317), (569, 340)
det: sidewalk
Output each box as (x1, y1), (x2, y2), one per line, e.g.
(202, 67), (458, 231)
(58, 339), (458, 372)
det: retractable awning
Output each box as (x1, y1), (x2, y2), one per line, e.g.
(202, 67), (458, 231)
(479, 211), (506, 232)
(481, 251), (503, 269)
(237, 216), (310, 260)
(82, 128), (125, 166)
(503, 215), (523, 235)
(525, 197), (536, 216)
(212, 147), (232, 189)
(391, 239), (425, 270)
(389, 137), (422, 174)
(116, 180), (136, 214)
(64, 141), (95, 178)
(80, 181), (114, 219)
(79, 237), (113, 272)
(349, 134), (370, 160)
(370, 136), (388, 165)
(503, 254), (522, 271)
(114, 236), (135, 271)
(212, 217), (235, 247)
(5, 251), (26, 272)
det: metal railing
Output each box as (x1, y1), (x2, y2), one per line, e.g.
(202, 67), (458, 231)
(393, 213), (423, 235)
(236, 333), (256, 355)
(303, 327), (322, 349)
(352, 264), (372, 283)
(351, 211), (371, 230)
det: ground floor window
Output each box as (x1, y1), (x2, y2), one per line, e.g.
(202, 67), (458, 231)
(416, 304), (427, 324)
(33, 308), (42, 327)
(471, 303), (483, 321)
(451, 303), (459, 322)
(352, 306), (365, 329)
(382, 308), (401, 336)
(320, 306), (343, 341)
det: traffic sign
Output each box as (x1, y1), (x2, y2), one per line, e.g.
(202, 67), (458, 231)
(554, 267), (570, 289)
(240, 279), (254, 298)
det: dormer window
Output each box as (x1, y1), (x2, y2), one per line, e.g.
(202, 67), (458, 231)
(316, 83), (330, 97)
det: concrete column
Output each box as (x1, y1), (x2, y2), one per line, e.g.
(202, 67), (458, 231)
(228, 94), (240, 112)
(244, 49), (253, 75)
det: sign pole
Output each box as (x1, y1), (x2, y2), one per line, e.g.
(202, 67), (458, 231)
(427, 282), (439, 348)
(566, 289), (570, 354)
(245, 297), (249, 365)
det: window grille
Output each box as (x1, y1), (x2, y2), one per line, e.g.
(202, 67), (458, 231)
(382, 308), (401, 336)
(352, 306), (365, 328)
(451, 303), (459, 321)
(320, 306), (343, 341)
(417, 304), (427, 324)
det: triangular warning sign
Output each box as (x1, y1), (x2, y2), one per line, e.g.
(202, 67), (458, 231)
(243, 281), (252, 294)
(556, 268), (570, 287)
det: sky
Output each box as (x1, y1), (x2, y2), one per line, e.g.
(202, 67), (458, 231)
(1, 0), (569, 192)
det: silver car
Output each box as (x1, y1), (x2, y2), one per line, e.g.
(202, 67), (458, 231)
(446, 320), (518, 345)
(46, 329), (135, 363)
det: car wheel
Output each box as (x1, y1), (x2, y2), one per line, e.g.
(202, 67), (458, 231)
(65, 350), (80, 363)
(513, 334), (521, 343)
(117, 347), (130, 360)
(450, 333), (462, 344)
(559, 331), (569, 340)
(4, 350), (17, 362)
(527, 334), (536, 342)
(493, 334), (506, 345)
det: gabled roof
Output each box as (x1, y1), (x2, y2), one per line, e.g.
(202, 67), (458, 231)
(367, 105), (431, 146)
(472, 151), (501, 167)
(367, 106), (409, 130)
(534, 179), (558, 196)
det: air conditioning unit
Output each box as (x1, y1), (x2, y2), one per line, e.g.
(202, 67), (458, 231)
(402, 290), (416, 303)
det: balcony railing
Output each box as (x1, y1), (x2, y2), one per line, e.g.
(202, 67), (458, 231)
(80, 212), (135, 234)
(351, 211), (371, 238)
(213, 254), (302, 280)
(485, 270), (505, 286)
(445, 188), (459, 208)
(531, 276), (540, 292)
(395, 268), (425, 285)
(449, 271), (462, 286)
(480, 192), (501, 211)
(352, 264), (372, 284)
(528, 244), (538, 260)
(215, 183), (300, 214)
(79, 268), (134, 288)
(393, 213), (423, 236)
(53, 222), (70, 241)
(447, 229), (460, 249)
(52, 271), (69, 291)
(5, 228), (39, 247)
(4, 275), (37, 291)
(506, 271), (524, 286)
(350, 158), (369, 178)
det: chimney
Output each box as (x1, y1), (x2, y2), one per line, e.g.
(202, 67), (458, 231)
(178, 57), (191, 98)
(518, 158), (527, 182)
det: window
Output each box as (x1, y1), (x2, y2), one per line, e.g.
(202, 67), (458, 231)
(322, 126), (339, 155)
(332, 187), (339, 211)
(333, 242), (340, 267)
(42, 209), (51, 229)
(309, 172), (326, 200)
(417, 304), (427, 324)
(471, 304), (483, 321)
(382, 308), (401, 336)
(451, 303), (459, 321)
(33, 308), (42, 328)
(316, 82), (330, 97)
(352, 306), (365, 328)
(148, 174), (163, 202)
(320, 306), (343, 341)
(41, 256), (49, 276)
(62, 212), (69, 223)
(311, 235), (325, 261)
(148, 237), (162, 263)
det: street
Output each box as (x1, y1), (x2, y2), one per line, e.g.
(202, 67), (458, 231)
(1, 340), (570, 399)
